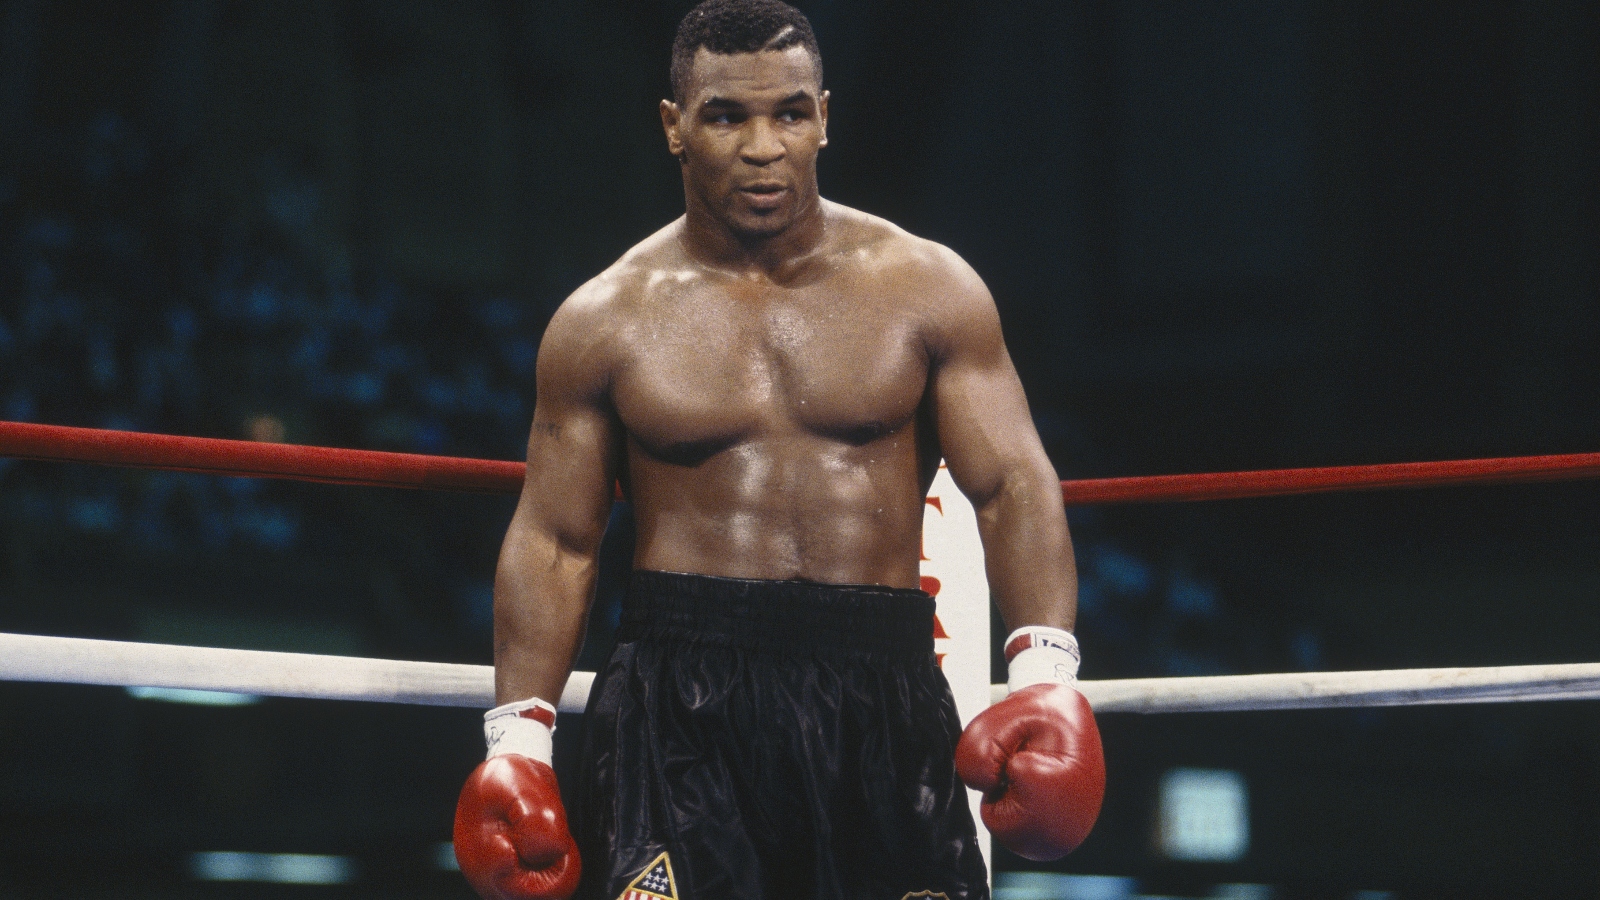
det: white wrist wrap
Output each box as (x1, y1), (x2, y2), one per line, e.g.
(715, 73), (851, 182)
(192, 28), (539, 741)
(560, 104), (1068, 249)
(1004, 626), (1081, 692)
(483, 697), (556, 765)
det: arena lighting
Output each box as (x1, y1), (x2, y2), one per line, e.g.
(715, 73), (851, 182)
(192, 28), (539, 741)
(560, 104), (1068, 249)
(1210, 885), (1274, 900)
(125, 686), (261, 706)
(994, 872), (1136, 900)
(188, 851), (357, 885)
(995, 873), (1275, 899)
(1157, 768), (1250, 862)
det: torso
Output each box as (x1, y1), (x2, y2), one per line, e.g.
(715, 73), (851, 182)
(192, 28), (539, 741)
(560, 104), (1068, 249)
(589, 203), (951, 588)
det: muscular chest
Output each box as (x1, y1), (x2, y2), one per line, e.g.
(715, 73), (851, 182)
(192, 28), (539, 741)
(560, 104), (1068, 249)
(613, 288), (929, 455)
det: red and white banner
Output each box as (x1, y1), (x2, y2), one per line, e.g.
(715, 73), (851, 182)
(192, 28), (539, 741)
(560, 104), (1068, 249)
(920, 463), (992, 866)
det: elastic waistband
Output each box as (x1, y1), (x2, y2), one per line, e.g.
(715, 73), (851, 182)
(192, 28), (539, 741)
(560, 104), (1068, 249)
(620, 570), (936, 656)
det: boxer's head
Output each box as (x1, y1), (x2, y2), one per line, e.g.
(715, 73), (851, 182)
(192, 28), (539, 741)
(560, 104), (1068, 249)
(661, 0), (828, 239)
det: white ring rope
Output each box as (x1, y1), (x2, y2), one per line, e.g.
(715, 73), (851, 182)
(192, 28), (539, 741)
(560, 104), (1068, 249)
(5, 631), (1600, 714)
(1067, 665), (1600, 712)
(0, 632), (584, 713)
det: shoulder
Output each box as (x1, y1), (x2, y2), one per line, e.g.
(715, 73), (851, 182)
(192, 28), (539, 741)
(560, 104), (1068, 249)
(550, 220), (683, 323)
(538, 220), (690, 394)
(824, 201), (991, 305)
(822, 202), (999, 352)
(543, 219), (695, 342)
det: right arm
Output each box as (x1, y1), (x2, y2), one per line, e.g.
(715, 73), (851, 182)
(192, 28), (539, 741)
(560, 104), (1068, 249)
(493, 290), (623, 705)
(458, 291), (616, 900)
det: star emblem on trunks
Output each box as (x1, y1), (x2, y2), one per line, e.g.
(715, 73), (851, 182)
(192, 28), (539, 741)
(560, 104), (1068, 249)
(617, 851), (678, 900)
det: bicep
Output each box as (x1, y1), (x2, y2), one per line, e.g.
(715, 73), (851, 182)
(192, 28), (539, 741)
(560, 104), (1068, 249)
(928, 278), (1052, 507)
(512, 396), (619, 554)
(507, 310), (622, 555)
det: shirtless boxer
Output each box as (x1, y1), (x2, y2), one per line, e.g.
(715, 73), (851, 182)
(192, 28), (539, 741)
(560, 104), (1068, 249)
(453, 2), (1103, 898)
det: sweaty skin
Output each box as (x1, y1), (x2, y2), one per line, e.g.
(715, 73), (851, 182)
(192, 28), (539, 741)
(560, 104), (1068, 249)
(494, 46), (1077, 705)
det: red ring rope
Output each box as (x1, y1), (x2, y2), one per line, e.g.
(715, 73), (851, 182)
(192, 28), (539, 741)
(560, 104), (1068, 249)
(3, 420), (1599, 504)
(0, 420), (523, 494)
(1057, 453), (1600, 505)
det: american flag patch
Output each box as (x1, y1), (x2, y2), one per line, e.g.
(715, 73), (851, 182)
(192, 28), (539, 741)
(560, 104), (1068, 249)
(617, 852), (677, 900)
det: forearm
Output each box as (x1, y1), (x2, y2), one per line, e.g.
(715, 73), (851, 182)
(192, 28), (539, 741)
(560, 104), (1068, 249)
(461, 518), (589, 898)
(973, 457), (1078, 633)
(492, 525), (600, 705)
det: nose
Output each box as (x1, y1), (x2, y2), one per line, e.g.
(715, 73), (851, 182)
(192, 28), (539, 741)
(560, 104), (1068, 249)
(739, 117), (785, 166)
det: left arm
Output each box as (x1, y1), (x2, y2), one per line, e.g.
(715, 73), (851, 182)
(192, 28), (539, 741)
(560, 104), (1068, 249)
(928, 247), (1104, 861)
(925, 251), (1076, 634)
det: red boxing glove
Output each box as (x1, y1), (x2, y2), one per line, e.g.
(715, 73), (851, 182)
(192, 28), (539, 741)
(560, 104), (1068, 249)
(453, 698), (581, 900)
(955, 627), (1105, 860)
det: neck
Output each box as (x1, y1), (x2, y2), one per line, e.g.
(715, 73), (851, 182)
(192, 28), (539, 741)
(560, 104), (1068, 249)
(680, 189), (828, 279)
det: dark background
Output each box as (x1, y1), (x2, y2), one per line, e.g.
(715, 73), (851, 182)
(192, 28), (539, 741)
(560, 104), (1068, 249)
(1, 1), (1598, 897)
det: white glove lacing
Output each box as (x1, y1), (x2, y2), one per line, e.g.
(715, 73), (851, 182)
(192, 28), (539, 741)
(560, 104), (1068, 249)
(1004, 625), (1081, 692)
(483, 696), (556, 764)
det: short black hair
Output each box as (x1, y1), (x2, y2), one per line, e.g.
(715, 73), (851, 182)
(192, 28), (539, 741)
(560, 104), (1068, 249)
(670, 0), (822, 104)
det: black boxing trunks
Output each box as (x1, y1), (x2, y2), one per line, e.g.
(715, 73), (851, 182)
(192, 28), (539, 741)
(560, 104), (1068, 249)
(572, 570), (990, 900)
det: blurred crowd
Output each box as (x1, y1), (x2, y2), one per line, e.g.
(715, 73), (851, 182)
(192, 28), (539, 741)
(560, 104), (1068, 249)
(2, 112), (535, 562)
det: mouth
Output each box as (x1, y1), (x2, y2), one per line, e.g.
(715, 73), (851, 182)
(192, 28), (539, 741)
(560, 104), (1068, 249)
(737, 183), (788, 210)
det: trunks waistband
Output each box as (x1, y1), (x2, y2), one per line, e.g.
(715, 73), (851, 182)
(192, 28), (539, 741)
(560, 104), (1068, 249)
(620, 569), (936, 656)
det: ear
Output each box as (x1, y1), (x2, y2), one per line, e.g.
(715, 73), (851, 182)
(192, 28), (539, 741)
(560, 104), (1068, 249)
(661, 99), (685, 159)
(817, 90), (830, 148)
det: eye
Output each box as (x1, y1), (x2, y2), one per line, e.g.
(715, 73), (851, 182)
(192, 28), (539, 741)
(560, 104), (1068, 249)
(778, 109), (806, 123)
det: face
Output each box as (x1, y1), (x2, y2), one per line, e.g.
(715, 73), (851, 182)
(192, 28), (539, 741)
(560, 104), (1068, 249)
(662, 46), (829, 239)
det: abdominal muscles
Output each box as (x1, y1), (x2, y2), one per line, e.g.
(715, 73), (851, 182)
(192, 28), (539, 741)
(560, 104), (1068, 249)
(627, 430), (927, 589)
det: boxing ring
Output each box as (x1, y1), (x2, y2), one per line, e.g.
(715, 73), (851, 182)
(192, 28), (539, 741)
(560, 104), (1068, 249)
(5, 417), (1600, 714)
(8, 418), (1600, 891)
